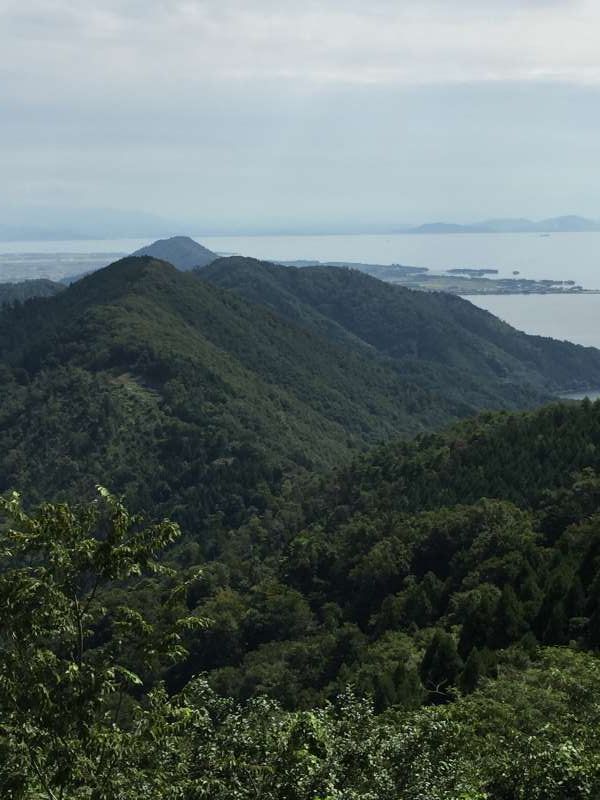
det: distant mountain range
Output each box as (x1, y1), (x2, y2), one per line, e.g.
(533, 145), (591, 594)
(407, 215), (600, 234)
(3, 210), (600, 241)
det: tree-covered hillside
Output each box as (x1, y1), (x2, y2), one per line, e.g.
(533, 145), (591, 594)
(2, 258), (600, 797)
(4, 254), (589, 538)
(200, 256), (600, 392)
(0, 278), (64, 305)
(166, 401), (600, 712)
(0, 256), (473, 540)
(4, 404), (600, 798)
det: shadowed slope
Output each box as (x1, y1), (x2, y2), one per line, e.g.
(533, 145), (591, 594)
(200, 256), (600, 393)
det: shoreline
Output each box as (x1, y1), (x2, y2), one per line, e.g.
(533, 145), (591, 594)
(459, 289), (600, 297)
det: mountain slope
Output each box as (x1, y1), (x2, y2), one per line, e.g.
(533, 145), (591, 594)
(131, 236), (217, 269)
(199, 256), (600, 393)
(176, 400), (600, 708)
(0, 278), (64, 304)
(2, 254), (597, 542)
(0, 256), (477, 538)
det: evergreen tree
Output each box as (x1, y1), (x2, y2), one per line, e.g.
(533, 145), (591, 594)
(567, 575), (586, 619)
(420, 630), (463, 703)
(460, 647), (484, 694)
(543, 601), (569, 645)
(491, 585), (527, 649)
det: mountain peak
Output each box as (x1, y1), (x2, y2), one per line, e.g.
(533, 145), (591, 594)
(130, 236), (217, 270)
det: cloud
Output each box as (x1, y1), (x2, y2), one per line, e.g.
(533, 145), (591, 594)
(1, 0), (599, 225)
(1, 0), (599, 104)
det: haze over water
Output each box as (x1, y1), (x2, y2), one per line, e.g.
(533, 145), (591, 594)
(1, 231), (600, 351)
(2, 231), (600, 284)
(200, 232), (600, 288)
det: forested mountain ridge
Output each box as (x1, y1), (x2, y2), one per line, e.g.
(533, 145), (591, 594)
(0, 256), (471, 536)
(3, 258), (600, 795)
(0, 278), (64, 304)
(310, 398), (600, 515)
(1, 254), (599, 540)
(200, 256), (600, 392)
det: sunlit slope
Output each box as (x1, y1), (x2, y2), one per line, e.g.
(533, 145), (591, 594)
(0, 257), (464, 530)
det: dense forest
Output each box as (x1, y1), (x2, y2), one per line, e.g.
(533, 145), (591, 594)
(200, 256), (600, 393)
(168, 400), (600, 707)
(2, 256), (600, 797)
(0, 278), (63, 304)
(0, 257), (474, 537)
(0, 256), (599, 537)
(3, 401), (600, 798)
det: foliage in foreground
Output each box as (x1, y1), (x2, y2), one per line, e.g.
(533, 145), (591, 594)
(0, 489), (204, 799)
(1, 493), (600, 799)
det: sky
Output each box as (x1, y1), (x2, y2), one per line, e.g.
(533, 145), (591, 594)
(2, 0), (600, 234)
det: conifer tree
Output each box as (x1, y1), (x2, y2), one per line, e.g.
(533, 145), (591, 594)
(420, 630), (463, 703)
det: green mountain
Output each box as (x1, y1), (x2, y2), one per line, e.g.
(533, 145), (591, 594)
(0, 256), (470, 537)
(174, 400), (600, 710)
(5, 259), (600, 798)
(200, 256), (600, 393)
(131, 235), (217, 269)
(0, 278), (64, 304)
(2, 254), (600, 541)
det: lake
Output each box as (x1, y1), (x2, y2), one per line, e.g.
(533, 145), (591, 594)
(468, 293), (600, 350)
(2, 230), (600, 285)
(202, 231), (600, 288)
(1, 231), (600, 353)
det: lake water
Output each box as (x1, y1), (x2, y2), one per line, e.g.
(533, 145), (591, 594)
(468, 293), (600, 350)
(2, 231), (600, 285)
(1, 231), (600, 353)
(202, 231), (600, 288)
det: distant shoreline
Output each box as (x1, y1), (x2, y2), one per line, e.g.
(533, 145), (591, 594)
(460, 289), (600, 297)
(3, 216), (600, 242)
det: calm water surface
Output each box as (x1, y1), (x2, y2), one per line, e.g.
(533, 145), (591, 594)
(468, 293), (600, 350)
(201, 231), (600, 288)
(2, 231), (600, 285)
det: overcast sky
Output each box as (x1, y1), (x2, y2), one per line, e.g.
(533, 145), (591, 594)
(2, 0), (600, 232)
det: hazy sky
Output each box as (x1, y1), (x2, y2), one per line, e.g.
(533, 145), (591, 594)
(2, 0), (600, 232)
